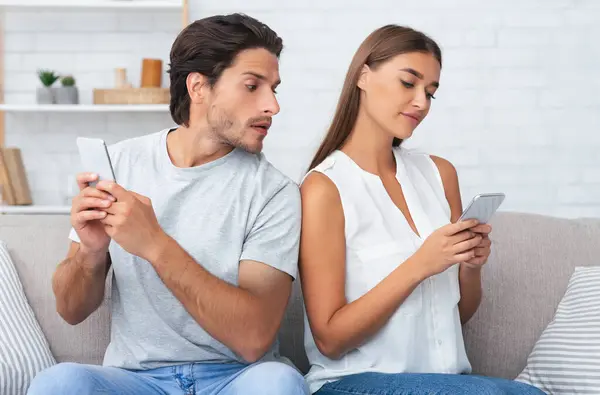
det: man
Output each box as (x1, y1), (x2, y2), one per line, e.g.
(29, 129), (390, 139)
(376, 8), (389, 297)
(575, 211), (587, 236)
(28, 13), (308, 395)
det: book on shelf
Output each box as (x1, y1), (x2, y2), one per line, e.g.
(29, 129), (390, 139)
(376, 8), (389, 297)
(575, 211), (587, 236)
(0, 148), (32, 206)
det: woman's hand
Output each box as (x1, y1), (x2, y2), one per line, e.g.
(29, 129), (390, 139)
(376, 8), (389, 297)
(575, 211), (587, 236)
(462, 224), (492, 269)
(412, 219), (482, 280)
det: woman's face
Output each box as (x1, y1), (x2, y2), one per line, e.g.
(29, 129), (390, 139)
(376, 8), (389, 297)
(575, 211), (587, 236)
(357, 51), (441, 141)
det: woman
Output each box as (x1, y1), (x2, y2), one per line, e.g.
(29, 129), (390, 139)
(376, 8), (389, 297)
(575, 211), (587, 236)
(299, 25), (545, 395)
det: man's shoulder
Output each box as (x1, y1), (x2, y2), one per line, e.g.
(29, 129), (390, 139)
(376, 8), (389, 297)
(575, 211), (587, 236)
(107, 129), (165, 158)
(237, 150), (300, 200)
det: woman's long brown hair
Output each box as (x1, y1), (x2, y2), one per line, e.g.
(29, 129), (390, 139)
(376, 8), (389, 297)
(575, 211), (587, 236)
(307, 25), (442, 172)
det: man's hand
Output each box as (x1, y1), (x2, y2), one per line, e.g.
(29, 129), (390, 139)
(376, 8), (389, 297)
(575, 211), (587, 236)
(462, 223), (492, 270)
(71, 172), (115, 257)
(95, 181), (168, 262)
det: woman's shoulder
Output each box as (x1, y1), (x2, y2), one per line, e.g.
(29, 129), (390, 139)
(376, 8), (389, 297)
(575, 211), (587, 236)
(428, 155), (458, 183)
(300, 170), (343, 216)
(310, 151), (343, 174)
(300, 151), (344, 185)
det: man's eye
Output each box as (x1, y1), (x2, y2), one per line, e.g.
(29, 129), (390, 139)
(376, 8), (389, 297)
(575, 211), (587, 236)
(246, 85), (257, 92)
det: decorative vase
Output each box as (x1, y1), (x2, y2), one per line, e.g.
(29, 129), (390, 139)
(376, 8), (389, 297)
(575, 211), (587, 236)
(55, 87), (79, 105)
(141, 58), (162, 88)
(36, 87), (54, 104)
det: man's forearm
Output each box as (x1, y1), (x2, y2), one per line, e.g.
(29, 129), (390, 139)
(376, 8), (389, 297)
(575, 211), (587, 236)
(458, 264), (482, 324)
(147, 235), (276, 363)
(53, 247), (109, 325)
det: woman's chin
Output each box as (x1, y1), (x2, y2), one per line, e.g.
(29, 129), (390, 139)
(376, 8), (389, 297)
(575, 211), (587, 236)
(393, 129), (414, 141)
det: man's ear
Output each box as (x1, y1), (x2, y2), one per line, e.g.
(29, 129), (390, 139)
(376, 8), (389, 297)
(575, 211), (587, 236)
(187, 72), (208, 104)
(356, 64), (370, 91)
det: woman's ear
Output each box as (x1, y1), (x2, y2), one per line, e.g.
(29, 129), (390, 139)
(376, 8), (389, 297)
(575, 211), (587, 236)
(357, 64), (371, 91)
(187, 72), (207, 104)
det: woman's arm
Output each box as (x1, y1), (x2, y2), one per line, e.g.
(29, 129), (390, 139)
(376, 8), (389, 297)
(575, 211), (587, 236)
(430, 156), (490, 324)
(299, 172), (427, 359)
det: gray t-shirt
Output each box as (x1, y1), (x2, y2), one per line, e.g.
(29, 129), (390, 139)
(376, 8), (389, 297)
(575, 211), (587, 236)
(69, 128), (301, 370)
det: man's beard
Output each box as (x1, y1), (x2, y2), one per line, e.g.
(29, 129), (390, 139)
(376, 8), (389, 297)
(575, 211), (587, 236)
(207, 106), (263, 154)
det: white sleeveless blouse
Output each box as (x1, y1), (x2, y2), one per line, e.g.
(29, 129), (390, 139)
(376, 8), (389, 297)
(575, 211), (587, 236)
(303, 147), (472, 394)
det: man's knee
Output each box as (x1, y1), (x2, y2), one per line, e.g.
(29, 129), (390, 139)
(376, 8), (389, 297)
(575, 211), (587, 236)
(27, 362), (95, 395)
(241, 361), (309, 395)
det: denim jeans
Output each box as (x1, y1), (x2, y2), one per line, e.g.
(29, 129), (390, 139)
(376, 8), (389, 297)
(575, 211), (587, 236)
(27, 360), (309, 395)
(314, 372), (546, 395)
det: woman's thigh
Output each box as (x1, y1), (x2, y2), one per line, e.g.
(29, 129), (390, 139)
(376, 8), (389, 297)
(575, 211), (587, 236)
(314, 372), (546, 395)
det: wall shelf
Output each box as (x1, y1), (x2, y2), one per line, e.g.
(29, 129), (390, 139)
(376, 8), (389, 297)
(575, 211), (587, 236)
(0, 1), (182, 10)
(0, 205), (70, 214)
(0, 104), (169, 112)
(0, 0), (189, 207)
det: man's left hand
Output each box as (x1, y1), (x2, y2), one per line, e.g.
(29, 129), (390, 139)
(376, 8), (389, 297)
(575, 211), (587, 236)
(462, 223), (492, 269)
(95, 181), (167, 262)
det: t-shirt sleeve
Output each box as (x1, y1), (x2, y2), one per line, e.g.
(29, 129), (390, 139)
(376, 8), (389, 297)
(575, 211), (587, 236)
(240, 181), (301, 280)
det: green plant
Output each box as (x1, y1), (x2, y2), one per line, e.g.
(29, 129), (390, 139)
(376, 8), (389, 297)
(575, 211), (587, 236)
(61, 75), (76, 87)
(38, 69), (59, 87)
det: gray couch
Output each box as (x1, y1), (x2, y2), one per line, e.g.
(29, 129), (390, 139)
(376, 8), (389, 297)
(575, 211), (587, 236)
(1, 211), (599, 380)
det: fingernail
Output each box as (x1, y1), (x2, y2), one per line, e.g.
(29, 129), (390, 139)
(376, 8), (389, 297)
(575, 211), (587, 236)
(108, 195), (116, 201)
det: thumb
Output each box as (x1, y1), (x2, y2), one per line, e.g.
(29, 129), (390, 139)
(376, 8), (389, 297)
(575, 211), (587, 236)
(445, 218), (479, 236)
(130, 191), (150, 205)
(96, 181), (129, 201)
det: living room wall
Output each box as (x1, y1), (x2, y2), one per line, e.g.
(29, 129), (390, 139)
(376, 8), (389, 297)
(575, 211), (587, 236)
(3, 7), (179, 205)
(3, 0), (600, 217)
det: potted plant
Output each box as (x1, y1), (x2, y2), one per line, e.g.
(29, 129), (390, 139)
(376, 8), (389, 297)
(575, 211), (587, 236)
(55, 75), (79, 105)
(37, 69), (59, 104)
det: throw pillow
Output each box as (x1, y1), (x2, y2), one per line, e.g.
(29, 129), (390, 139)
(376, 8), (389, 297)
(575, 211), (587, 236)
(516, 266), (600, 394)
(0, 240), (56, 395)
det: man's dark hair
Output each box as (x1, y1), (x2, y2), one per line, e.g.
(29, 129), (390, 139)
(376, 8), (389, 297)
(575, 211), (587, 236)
(167, 13), (284, 126)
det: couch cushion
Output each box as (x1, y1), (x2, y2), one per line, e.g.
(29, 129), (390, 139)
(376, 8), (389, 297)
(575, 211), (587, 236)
(0, 214), (111, 365)
(463, 212), (600, 379)
(516, 266), (600, 393)
(0, 240), (56, 394)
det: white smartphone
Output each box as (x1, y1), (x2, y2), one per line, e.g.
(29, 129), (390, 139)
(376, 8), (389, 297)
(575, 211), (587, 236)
(458, 193), (506, 224)
(76, 137), (116, 187)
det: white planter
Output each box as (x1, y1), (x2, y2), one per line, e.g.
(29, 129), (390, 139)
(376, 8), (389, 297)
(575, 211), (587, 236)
(36, 87), (55, 104)
(55, 87), (79, 105)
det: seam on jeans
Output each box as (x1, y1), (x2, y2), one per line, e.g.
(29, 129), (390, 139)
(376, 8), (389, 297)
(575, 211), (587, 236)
(321, 388), (379, 395)
(174, 365), (195, 395)
(190, 363), (196, 395)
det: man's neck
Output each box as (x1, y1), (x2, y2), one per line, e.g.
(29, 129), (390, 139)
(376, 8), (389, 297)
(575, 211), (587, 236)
(166, 126), (234, 168)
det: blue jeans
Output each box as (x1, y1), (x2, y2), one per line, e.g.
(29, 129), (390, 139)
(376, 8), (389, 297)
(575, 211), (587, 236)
(27, 360), (309, 395)
(315, 372), (546, 395)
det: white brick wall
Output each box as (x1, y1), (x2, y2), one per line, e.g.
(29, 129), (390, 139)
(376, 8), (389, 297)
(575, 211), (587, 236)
(3, 0), (600, 218)
(3, 8), (179, 204)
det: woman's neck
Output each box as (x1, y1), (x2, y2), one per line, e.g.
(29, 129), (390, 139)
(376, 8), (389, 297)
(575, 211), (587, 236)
(341, 108), (396, 176)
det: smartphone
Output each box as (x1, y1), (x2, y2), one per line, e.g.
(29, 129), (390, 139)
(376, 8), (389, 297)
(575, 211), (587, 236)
(76, 137), (116, 187)
(458, 193), (506, 224)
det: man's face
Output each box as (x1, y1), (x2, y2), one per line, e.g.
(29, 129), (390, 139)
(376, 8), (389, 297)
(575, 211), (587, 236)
(204, 48), (281, 154)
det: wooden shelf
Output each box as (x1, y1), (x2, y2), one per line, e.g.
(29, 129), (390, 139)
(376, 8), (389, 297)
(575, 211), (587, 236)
(0, 104), (169, 112)
(0, 205), (70, 214)
(0, 0), (182, 10)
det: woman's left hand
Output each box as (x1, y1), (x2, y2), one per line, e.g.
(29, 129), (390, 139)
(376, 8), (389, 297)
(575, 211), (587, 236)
(463, 223), (492, 269)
